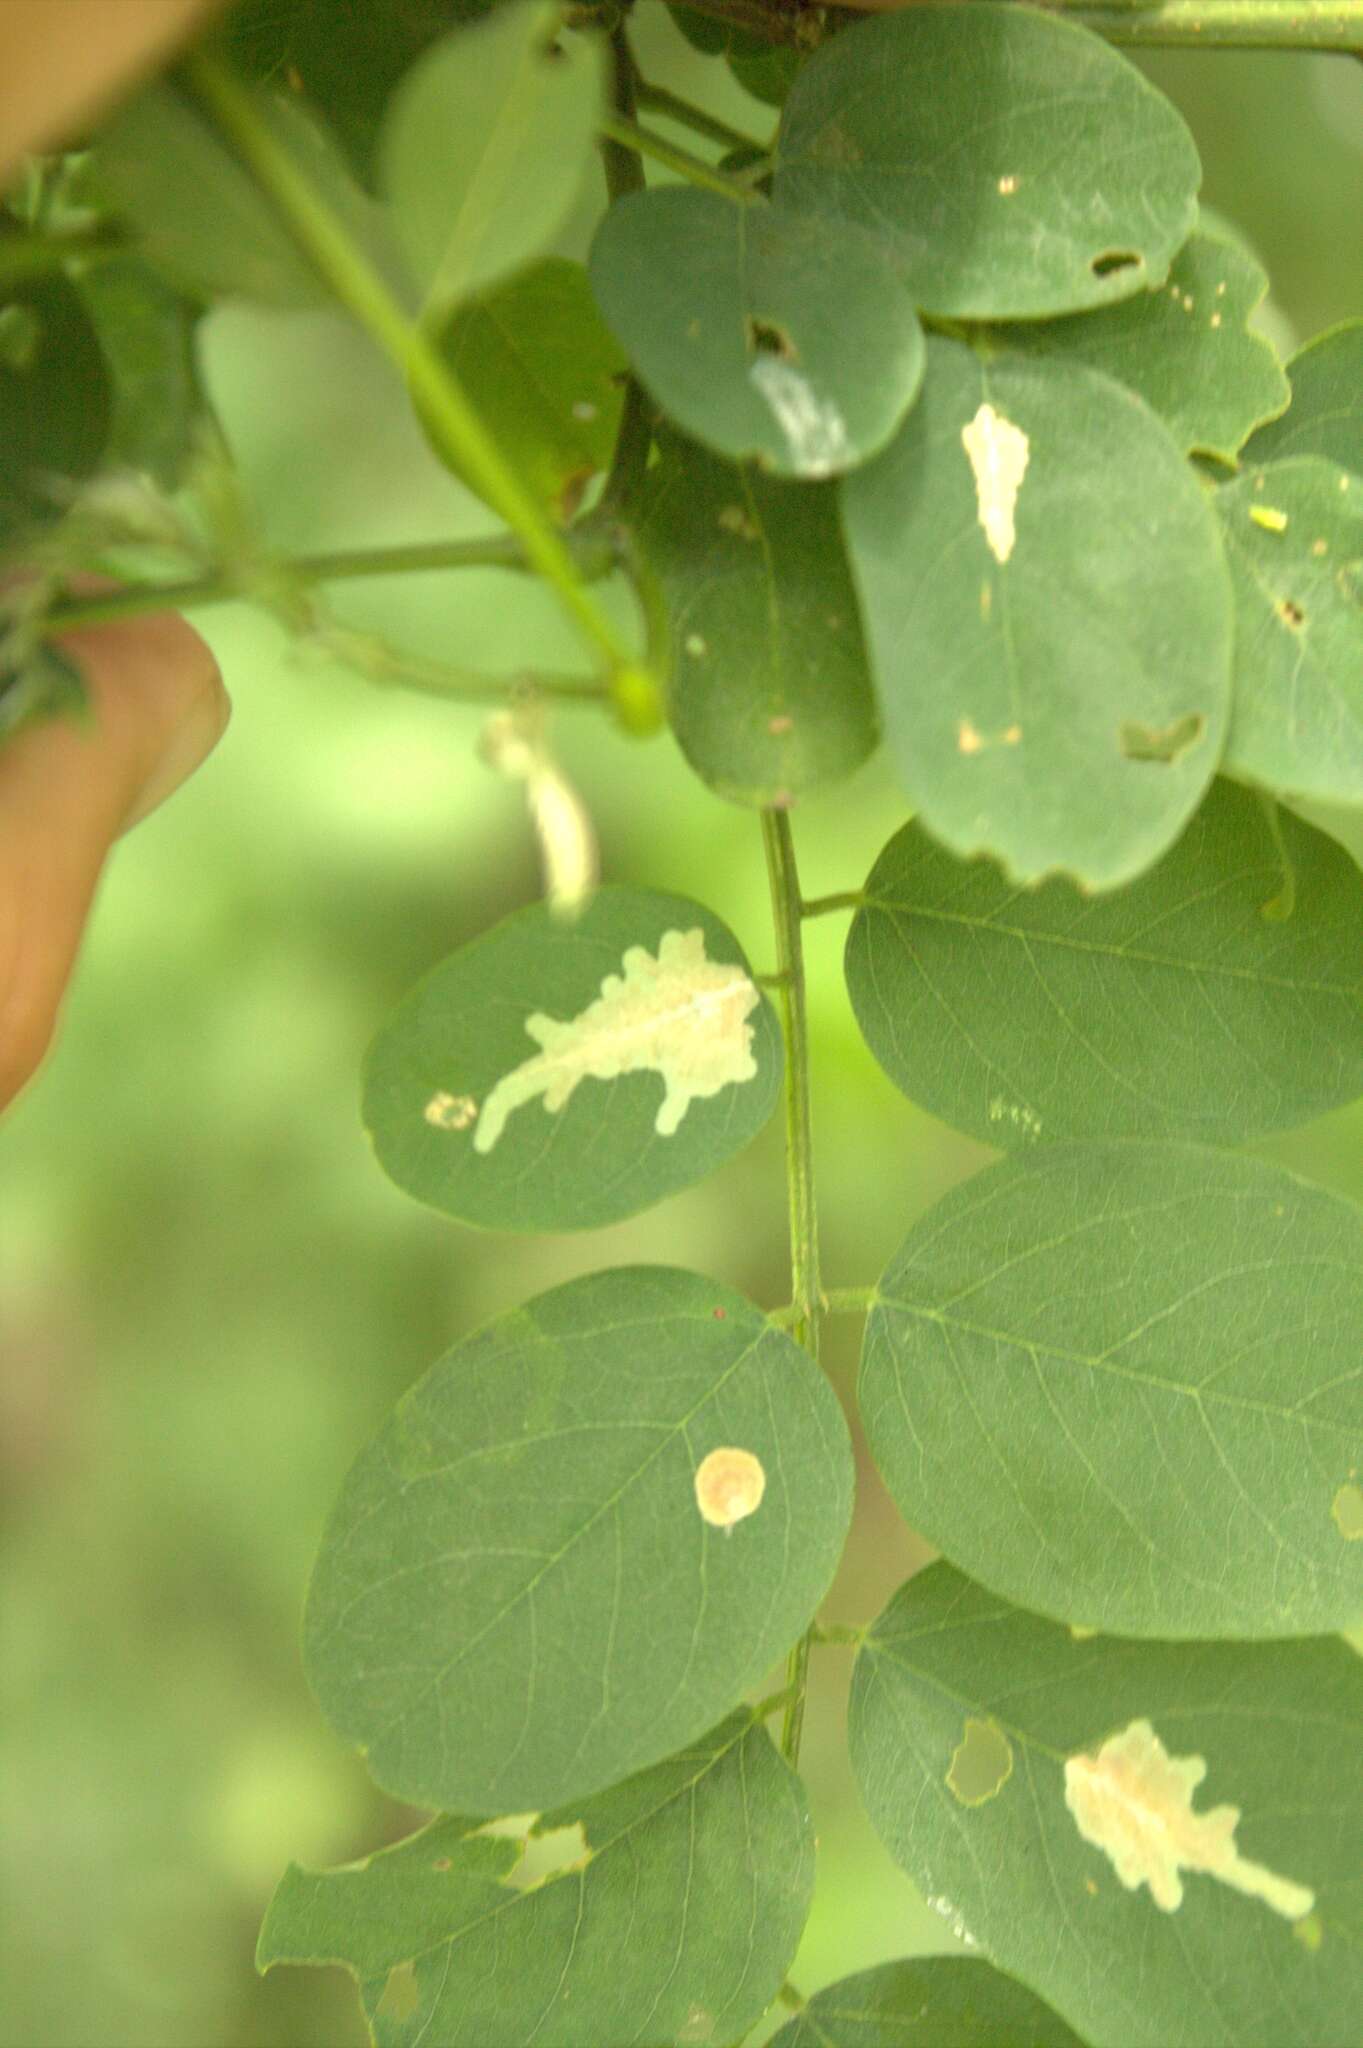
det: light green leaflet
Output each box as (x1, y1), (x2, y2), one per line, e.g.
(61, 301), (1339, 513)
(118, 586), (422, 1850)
(996, 230), (1288, 465)
(840, 336), (1232, 889)
(424, 258), (626, 518)
(381, 2), (603, 320)
(1243, 320), (1363, 475)
(363, 888), (782, 1233)
(1218, 459), (1363, 805)
(774, 2), (1200, 320)
(589, 186), (925, 478)
(634, 433), (879, 806)
(851, 1565), (1363, 2048)
(303, 1267), (854, 1813)
(845, 779), (1363, 1149)
(259, 1711), (812, 2048)
(768, 1958), (1084, 2048)
(861, 1141), (1363, 1639)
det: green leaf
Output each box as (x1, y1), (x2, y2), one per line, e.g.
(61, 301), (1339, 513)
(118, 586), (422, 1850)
(0, 268), (111, 537)
(729, 42), (802, 110)
(995, 230), (1288, 465)
(1217, 458), (1363, 805)
(423, 258), (625, 518)
(259, 1711), (813, 2048)
(840, 336), (1232, 888)
(774, 2), (1200, 320)
(851, 1564), (1363, 2048)
(72, 258), (202, 490)
(845, 778), (1363, 1149)
(362, 887), (783, 1232)
(303, 1267), (854, 1812)
(381, 3), (604, 319)
(588, 187), (926, 479)
(92, 80), (398, 308)
(633, 433), (878, 806)
(861, 1141), (1363, 1638)
(1242, 320), (1363, 475)
(769, 1957), (1086, 2048)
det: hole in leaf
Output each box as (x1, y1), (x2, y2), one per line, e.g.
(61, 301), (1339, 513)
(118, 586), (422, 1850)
(746, 316), (797, 362)
(1332, 1480), (1363, 1540)
(1119, 712), (1205, 766)
(946, 1717), (1013, 1805)
(503, 1819), (591, 1891)
(1091, 249), (1141, 278)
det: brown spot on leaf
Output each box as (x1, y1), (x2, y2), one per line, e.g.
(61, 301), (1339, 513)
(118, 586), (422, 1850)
(1091, 250), (1140, 277)
(1276, 597), (1305, 629)
(746, 316), (796, 362)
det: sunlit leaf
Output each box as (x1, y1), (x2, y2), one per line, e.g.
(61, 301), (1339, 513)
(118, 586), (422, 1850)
(0, 266), (110, 537)
(862, 1141), (1363, 1638)
(381, 2), (604, 319)
(845, 779), (1363, 1148)
(769, 1957), (1085, 2048)
(841, 335), (1232, 888)
(1217, 458), (1363, 805)
(304, 1266), (853, 1813)
(997, 230), (1288, 464)
(1242, 320), (1363, 475)
(633, 432), (878, 805)
(775, 2), (1200, 319)
(851, 1564), (1363, 2048)
(423, 259), (626, 517)
(589, 186), (925, 478)
(259, 1711), (813, 2048)
(363, 887), (782, 1232)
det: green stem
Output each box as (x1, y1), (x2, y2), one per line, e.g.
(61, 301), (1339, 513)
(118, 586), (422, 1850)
(800, 889), (864, 919)
(633, 78), (765, 155)
(183, 51), (639, 682)
(1053, 1), (1363, 47)
(597, 111), (758, 203)
(822, 1285), (878, 1316)
(0, 229), (128, 283)
(761, 808), (821, 1767)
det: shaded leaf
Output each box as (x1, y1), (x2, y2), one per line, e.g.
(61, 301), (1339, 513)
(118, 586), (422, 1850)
(851, 1564), (1363, 2048)
(996, 230), (1288, 465)
(261, 1714), (812, 2045)
(845, 778), (1363, 1149)
(769, 1957), (1085, 2048)
(303, 1266), (854, 1812)
(589, 186), (925, 478)
(1217, 458), (1363, 805)
(1242, 320), (1363, 475)
(362, 887), (782, 1232)
(861, 1141), (1363, 1638)
(634, 432), (878, 805)
(73, 257), (203, 490)
(775, 2), (1200, 320)
(381, 2), (603, 319)
(840, 335), (1232, 888)
(424, 258), (625, 517)
(0, 266), (110, 537)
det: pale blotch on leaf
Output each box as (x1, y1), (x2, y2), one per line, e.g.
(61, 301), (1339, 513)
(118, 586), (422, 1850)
(749, 355), (851, 478)
(677, 2003), (716, 2046)
(961, 402), (1029, 565)
(694, 1445), (766, 1529)
(1249, 502), (1289, 534)
(947, 1717), (1014, 1805)
(988, 1095), (1042, 1141)
(474, 929), (760, 1153)
(424, 1090), (477, 1132)
(1064, 1718), (1315, 1921)
(1331, 1479), (1363, 1540)
(1119, 711), (1206, 766)
(377, 1960), (420, 2021)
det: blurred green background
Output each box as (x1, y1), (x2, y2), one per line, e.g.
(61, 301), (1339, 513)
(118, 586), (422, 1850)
(3, 14), (1363, 2045)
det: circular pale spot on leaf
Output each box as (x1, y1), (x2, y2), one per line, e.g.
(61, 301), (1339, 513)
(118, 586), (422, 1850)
(695, 1446), (766, 1528)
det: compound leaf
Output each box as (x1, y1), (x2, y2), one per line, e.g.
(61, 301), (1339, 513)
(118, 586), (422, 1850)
(633, 433), (878, 806)
(1218, 459), (1363, 805)
(845, 779), (1363, 1149)
(769, 1958), (1085, 2048)
(304, 1266), (854, 1813)
(841, 336), (1232, 889)
(851, 1565), (1363, 2048)
(382, 2), (603, 318)
(996, 230), (1288, 465)
(775, 2), (1200, 320)
(589, 186), (925, 478)
(424, 258), (626, 518)
(1242, 320), (1363, 475)
(363, 888), (782, 1233)
(259, 1711), (813, 2048)
(862, 1141), (1363, 1639)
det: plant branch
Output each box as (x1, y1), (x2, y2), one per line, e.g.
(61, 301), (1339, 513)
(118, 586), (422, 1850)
(761, 807), (822, 1768)
(821, 0), (1363, 49)
(633, 78), (766, 155)
(183, 51), (641, 686)
(822, 1285), (878, 1316)
(597, 112), (759, 202)
(800, 888), (864, 918)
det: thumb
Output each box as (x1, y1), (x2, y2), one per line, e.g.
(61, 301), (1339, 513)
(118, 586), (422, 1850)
(0, 608), (229, 1110)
